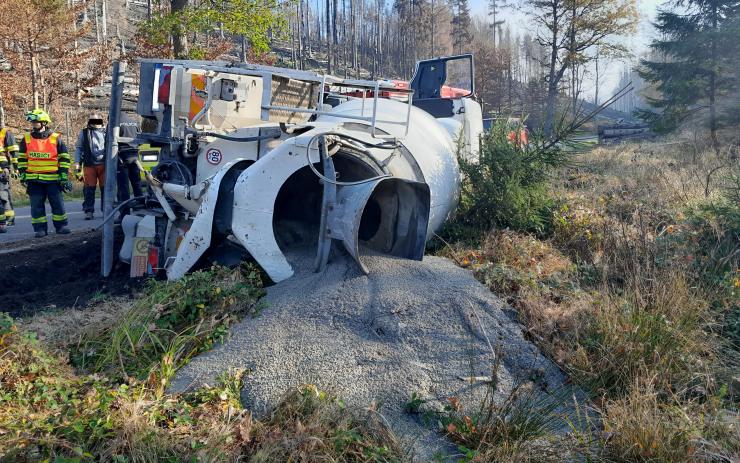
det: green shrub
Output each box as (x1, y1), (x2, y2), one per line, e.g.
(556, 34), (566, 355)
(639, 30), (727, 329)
(72, 264), (264, 390)
(451, 119), (570, 238)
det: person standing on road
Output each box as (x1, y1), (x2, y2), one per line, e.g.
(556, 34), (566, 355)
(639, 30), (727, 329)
(74, 113), (106, 220)
(0, 124), (19, 232)
(116, 112), (142, 218)
(18, 109), (72, 238)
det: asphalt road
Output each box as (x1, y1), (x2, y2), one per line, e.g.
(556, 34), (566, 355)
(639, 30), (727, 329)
(0, 200), (104, 244)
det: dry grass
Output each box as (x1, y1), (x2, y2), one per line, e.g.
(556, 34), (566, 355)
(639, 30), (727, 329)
(601, 378), (739, 463)
(246, 385), (405, 462)
(443, 138), (739, 461)
(18, 297), (129, 351)
(2, 277), (406, 463)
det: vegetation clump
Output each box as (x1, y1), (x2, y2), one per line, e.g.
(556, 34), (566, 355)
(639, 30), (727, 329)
(1, 265), (406, 462)
(437, 131), (739, 461)
(72, 264), (265, 391)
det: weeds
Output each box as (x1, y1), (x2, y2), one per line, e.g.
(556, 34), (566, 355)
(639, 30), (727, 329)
(0, 317), (253, 462)
(246, 385), (405, 462)
(410, 358), (574, 462)
(2, 269), (405, 462)
(72, 264), (264, 392)
(441, 138), (739, 461)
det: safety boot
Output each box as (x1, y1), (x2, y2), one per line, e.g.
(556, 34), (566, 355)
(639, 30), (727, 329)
(34, 230), (47, 238)
(56, 226), (71, 235)
(85, 211), (94, 220)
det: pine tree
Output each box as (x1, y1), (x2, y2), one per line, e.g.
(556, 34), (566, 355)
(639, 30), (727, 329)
(638, 0), (739, 145)
(452, 0), (472, 54)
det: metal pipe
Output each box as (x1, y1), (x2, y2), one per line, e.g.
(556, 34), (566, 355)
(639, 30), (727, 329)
(190, 75), (214, 128)
(101, 60), (126, 278)
(371, 81), (379, 137)
(199, 131), (281, 142)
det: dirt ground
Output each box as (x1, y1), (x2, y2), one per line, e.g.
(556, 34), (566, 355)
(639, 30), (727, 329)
(1, 230), (138, 318)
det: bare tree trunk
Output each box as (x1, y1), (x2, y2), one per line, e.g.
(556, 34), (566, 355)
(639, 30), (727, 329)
(71, 8), (83, 107)
(292, 14), (297, 68)
(351, 0), (357, 77)
(27, 26), (40, 109)
(376, 0), (382, 76)
(543, 10), (559, 137)
(305, 0), (312, 57)
(326, 0), (332, 73)
(430, 0), (435, 56)
(594, 51), (599, 105)
(171, 0), (188, 58)
(94, 0), (101, 43)
(0, 89), (5, 128)
(298, 0), (304, 69)
(101, 0), (107, 41)
(332, 0), (338, 71)
(709, 3), (719, 153)
(343, 0), (347, 77)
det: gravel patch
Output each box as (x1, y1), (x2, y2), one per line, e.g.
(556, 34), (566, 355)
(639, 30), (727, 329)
(171, 249), (566, 459)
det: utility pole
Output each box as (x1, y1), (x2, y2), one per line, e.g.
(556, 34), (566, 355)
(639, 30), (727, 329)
(102, 61), (126, 278)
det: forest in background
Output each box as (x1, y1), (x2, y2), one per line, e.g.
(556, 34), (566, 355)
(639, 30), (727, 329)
(0, 0), (736, 139)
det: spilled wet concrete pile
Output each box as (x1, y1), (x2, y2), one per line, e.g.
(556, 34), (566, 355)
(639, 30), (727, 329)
(171, 250), (566, 459)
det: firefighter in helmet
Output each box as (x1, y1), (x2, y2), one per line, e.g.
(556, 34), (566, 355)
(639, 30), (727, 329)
(18, 109), (72, 238)
(0, 123), (19, 232)
(74, 112), (106, 219)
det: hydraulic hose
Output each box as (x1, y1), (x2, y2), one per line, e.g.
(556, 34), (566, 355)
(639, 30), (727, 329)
(94, 196), (146, 230)
(305, 132), (398, 186)
(199, 131), (281, 143)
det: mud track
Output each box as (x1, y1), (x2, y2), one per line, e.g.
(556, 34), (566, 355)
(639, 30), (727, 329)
(1, 230), (138, 318)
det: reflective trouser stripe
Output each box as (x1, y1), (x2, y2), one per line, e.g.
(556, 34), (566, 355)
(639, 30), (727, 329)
(25, 174), (60, 181)
(31, 216), (47, 224)
(5, 210), (13, 217)
(52, 213), (67, 222)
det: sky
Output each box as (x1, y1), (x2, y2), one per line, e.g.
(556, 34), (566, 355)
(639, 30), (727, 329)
(467, 0), (665, 101)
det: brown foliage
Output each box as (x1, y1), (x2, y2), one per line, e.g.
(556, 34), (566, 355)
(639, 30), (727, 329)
(0, 0), (112, 128)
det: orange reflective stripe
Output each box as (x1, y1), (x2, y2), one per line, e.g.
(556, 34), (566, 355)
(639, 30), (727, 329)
(24, 132), (59, 174)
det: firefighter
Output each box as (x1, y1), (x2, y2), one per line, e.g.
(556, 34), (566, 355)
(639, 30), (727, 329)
(18, 109), (72, 238)
(116, 112), (142, 217)
(0, 124), (19, 232)
(74, 112), (106, 220)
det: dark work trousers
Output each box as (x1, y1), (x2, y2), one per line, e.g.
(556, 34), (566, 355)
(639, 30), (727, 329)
(116, 155), (143, 215)
(27, 182), (68, 232)
(0, 177), (13, 225)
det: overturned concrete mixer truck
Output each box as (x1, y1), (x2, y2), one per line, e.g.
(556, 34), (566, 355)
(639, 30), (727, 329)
(109, 54), (483, 282)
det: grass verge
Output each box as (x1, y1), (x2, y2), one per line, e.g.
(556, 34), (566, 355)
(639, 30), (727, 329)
(2, 265), (406, 462)
(437, 137), (739, 460)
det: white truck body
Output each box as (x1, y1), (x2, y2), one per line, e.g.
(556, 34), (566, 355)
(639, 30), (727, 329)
(119, 55), (483, 282)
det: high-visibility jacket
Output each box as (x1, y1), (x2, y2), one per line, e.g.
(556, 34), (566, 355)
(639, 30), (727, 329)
(19, 132), (71, 182)
(0, 127), (19, 169)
